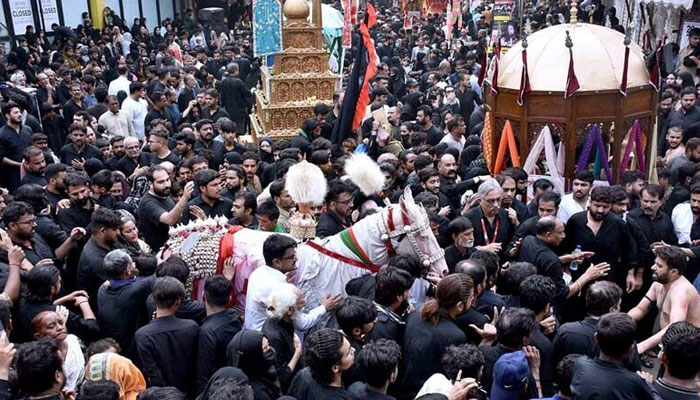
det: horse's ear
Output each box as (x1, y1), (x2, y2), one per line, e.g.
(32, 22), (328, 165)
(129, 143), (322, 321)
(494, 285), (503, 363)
(402, 186), (414, 206)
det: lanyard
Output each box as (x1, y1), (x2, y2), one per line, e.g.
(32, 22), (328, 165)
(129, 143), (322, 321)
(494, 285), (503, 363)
(481, 217), (499, 245)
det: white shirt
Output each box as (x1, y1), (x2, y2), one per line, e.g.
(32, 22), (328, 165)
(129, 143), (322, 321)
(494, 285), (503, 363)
(243, 265), (327, 331)
(672, 202), (694, 245)
(99, 110), (135, 138)
(557, 193), (587, 224)
(120, 96), (148, 139)
(108, 75), (131, 97)
(439, 134), (466, 153)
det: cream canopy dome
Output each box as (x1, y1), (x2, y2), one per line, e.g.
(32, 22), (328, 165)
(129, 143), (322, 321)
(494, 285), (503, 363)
(491, 23), (650, 92)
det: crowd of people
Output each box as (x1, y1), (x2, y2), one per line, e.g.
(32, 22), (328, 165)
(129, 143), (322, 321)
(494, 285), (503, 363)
(0, 0), (698, 399)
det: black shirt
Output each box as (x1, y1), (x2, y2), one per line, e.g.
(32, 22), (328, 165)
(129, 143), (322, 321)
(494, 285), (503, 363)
(345, 274), (376, 300)
(288, 367), (352, 400)
(348, 382), (396, 400)
(98, 276), (155, 361)
(475, 289), (506, 321)
(464, 206), (515, 258)
(135, 315), (199, 395)
(518, 236), (569, 304)
(400, 312), (466, 398)
(531, 328), (555, 397)
(552, 316), (642, 371)
(116, 153), (153, 178)
(194, 139), (225, 168)
(263, 317), (301, 392)
(76, 237), (115, 311)
(571, 357), (655, 400)
(20, 171), (47, 186)
(56, 201), (94, 233)
(445, 244), (470, 273)
(507, 215), (538, 256)
(316, 211), (350, 239)
(152, 151), (181, 165)
(13, 233), (55, 266)
(562, 211), (636, 305)
(59, 143), (103, 165)
(653, 378), (700, 400)
(455, 307), (488, 345)
(138, 192), (175, 252)
(627, 208), (678, 256)
(364, 303), (406, 345)
(180, 195), (233, 224)
(197, 309), (242, 392)
(0, 124), (32, 192)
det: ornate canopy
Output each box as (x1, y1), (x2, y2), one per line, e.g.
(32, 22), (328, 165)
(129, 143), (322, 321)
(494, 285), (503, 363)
(484, 19), (658, 184)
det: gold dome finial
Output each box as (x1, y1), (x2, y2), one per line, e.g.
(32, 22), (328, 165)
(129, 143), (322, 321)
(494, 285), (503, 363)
(570, 0), (578, 24)
(283, 0), (310, 20)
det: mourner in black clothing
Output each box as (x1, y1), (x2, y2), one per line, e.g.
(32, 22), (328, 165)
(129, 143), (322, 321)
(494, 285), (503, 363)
(288, 329), (355, 400)
(197, 276), (242, 393)
(227, 330), (283, 400)
(570, 313), (655, 400)
(135, 277), (199, 396)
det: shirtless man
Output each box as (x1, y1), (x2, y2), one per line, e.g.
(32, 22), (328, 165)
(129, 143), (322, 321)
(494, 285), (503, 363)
(628, 246), (700, 354)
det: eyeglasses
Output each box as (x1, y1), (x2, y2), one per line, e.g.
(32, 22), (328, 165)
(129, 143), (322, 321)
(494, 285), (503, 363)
(336, 199), (353, 205)
(15, 218), (37, 225)
(280, 255), (297, 261)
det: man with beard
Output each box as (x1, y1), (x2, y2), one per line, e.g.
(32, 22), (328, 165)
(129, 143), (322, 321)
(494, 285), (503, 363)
(628, 246), (700, 354)
(444, 217), (475, 273)
(0, 102), (33, 192)
(656, 92), (675, 156)
(106, 136), (125, 171)
(519, 217), (610, 314)
(667, 137), (700, 186)
(387, 105), (402, 142)
(230, 191), (257, 228)
(99, 95), (134, 138)
(497, 174), (528, 228)
(56, 172), (98, 234)
(59, 124), (103, 170)
(419, 167), (452, 217)
(363, 267), (414, 346)
(561, 186), (637, 322)
(222, 164), (247, 201)
(620, 170), (645, 211)
(180, 169), (233, 224)
(316, 181), (354, 239)
(193, 119), (225, 168)
(628, 184), (678, 275)
(666, 88), (700, 140)
(464, 178), (516, 256)
(174, 131), (196, 161)
(117, 137), (152, 180)
(63, 83), (86, 127)
(659, 126), (685, 168)
(416, 105), (443, 146)
(557, 170), (594, 224)
(270, 179), (295, 232)
(45, 163), (68, 209)
(138, 165), (195, 251)
(77, 208), (122, 311)
(4, 201), (83, 267)
(20, 146), (47, 186)
(671, 183), (700, 250)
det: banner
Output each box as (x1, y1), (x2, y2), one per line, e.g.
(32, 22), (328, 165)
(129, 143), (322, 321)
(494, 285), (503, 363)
(9, 0), (34, 34)
(492, 0), (516, 50)
(40, 0), (60, 30)
(252, 0), (283, 57)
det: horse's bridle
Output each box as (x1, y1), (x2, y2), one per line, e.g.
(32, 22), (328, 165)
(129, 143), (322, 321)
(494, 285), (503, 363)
(380, 203), (445, 268)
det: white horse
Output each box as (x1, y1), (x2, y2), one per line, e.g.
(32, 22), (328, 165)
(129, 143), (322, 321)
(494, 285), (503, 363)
(170, 186), (447, 315)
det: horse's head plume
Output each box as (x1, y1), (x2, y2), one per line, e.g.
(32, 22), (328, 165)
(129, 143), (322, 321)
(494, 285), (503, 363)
(344, 153), (386, 196)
